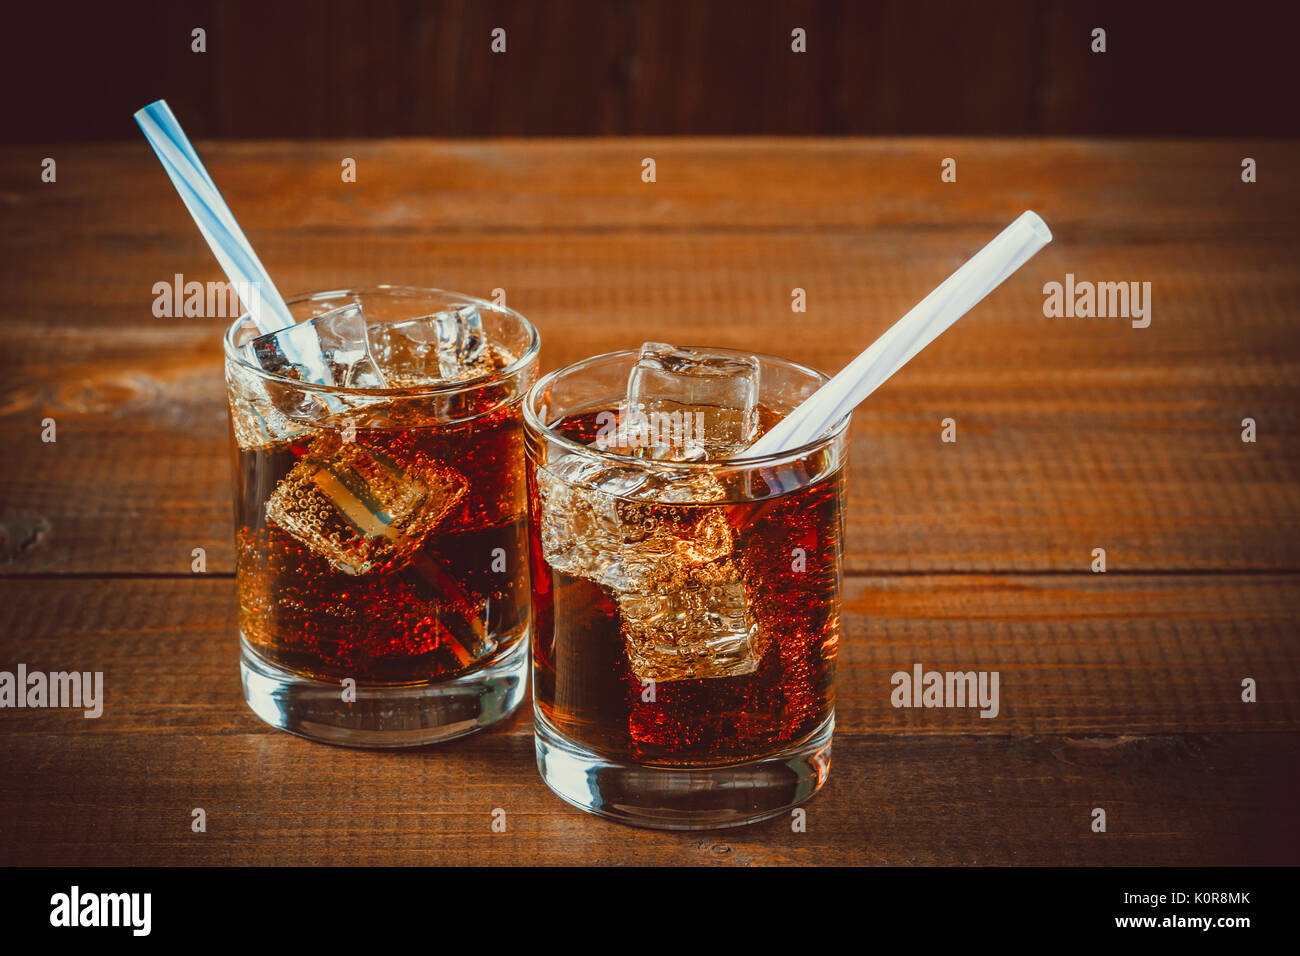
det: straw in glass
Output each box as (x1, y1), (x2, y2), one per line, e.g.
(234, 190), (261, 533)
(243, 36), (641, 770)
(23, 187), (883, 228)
(133, 99), (330, 382)
(746, 211), (1052, 459)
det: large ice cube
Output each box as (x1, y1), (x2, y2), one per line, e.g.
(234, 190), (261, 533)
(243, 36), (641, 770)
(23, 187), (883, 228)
(537, 453), (735, 590)
(405, 552), (495, 667)
(229, 303), (392, 449)
(536, 453), (648, 589)
(226, 359), (309, 450)
(368, 303), (496, 385)
(617, 559), (765, 682)
(536, 450), (764, 680)
(265, 433), (466, 575)
(625, 343), (760, 461)
(616, 471), (733, 577)
(251, 301), (388, 390)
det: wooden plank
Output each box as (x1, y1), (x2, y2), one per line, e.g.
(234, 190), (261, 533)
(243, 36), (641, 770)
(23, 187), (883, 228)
(4, 140), (1297, 239)
(3, 138), (1296, 871)
(3, 140), (1297, 573)
(7, 3), (1294, 141)
(1, 728), (1293, 866)
(838, 574), (1300, 734)
(1, 570), (1296, 865)
(2, 228), (1297, 573)
(1, 575), (1294, 738)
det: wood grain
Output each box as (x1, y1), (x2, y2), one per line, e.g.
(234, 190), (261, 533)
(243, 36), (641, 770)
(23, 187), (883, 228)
(1, 575), (1295, 865)
(6, 2), (1294, 140)
(3, 141), (1299, 574)
(6, 139), (1298, 236)
(1, 138), (1297, 866)
(3, 729), (1294, 866)
(2, 576), (1295, 738)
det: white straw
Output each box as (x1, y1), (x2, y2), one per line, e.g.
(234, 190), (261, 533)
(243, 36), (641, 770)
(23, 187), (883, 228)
(133, 99), (332, 383)
(746, 210), (1052, 458)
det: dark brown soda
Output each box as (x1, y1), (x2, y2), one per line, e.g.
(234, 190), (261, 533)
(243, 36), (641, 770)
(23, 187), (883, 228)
(529, 408), (844, 766)
(235, 397), (530, 685)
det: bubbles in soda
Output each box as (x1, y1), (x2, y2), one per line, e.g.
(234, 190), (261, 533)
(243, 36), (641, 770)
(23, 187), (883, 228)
(229, 302), (530, 684)
(530, 343), (844, 766)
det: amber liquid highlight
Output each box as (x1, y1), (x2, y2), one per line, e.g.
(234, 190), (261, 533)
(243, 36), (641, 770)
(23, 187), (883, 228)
(235, 401), (530, 685)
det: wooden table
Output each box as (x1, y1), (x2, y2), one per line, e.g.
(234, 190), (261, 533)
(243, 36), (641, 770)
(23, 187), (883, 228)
(2, 139), (1297, 865)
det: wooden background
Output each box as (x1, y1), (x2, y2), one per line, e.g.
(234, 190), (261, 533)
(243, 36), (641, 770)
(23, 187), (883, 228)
(1, 138), (1298, 864)
(4, 0), (1296, 142)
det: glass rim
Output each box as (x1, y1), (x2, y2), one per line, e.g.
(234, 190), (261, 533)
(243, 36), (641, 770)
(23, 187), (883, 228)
(222, 285), (541, 398)
(522, 347), (852, 471)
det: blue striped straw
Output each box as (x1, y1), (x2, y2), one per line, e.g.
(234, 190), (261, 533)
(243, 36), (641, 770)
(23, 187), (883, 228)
(134, 99), (329, 380)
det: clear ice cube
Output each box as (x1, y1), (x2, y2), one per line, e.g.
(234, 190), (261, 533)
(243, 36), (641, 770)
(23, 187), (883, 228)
(625, 342), (760, 461)
(536, 451), (764, 680)
(617, 559), (765, 682)
(368, 303), (495, 385)
(536, 453), (648, 589)
(251, 301), (388, 390)
(226, 359), (309, 450)
(405, 552), (495, 666)
(229, 302), (391, 450)
(537, 453), (735, 591)
(265, 433), (466, 575)
(616, 471), (733, 577)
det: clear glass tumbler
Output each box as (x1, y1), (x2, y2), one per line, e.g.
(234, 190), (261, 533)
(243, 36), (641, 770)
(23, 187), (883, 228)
(523, 349), (849, 828)
(225, 287), (539, 746)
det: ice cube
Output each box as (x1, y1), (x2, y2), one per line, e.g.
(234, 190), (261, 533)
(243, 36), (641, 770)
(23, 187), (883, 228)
(405, 552), (496, 667)
(615, 471), (733, 577)
(613, 472), (763, 680)
(228, 395), (300, 450)
(537, 453), (738, 591)
(226, 359), (309, 450)
(536, 449), (768, 680)
(265, 433), (466, 575)
(617, 559), (765, 682)
(251, 301), (388, 390)
(533, 455), (733, 590)
(625, 343), (760, 461)
(536, 453), (648, 589)
(368, 303), (496, 385)
(236, 528), (495, 675)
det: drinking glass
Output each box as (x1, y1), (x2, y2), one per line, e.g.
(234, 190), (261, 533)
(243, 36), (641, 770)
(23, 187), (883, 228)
(225, 286), (539, 746)
(524, 349), (849, 828)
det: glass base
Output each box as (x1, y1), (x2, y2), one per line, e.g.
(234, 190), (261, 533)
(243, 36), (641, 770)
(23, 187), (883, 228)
(240, 634), (528, 748)
(534, 710), (834, 830)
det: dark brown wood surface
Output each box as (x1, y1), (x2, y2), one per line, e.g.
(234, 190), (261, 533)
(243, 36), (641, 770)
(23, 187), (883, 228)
(9, 1), (1295, 141)
(1, 139), (1297, 865)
